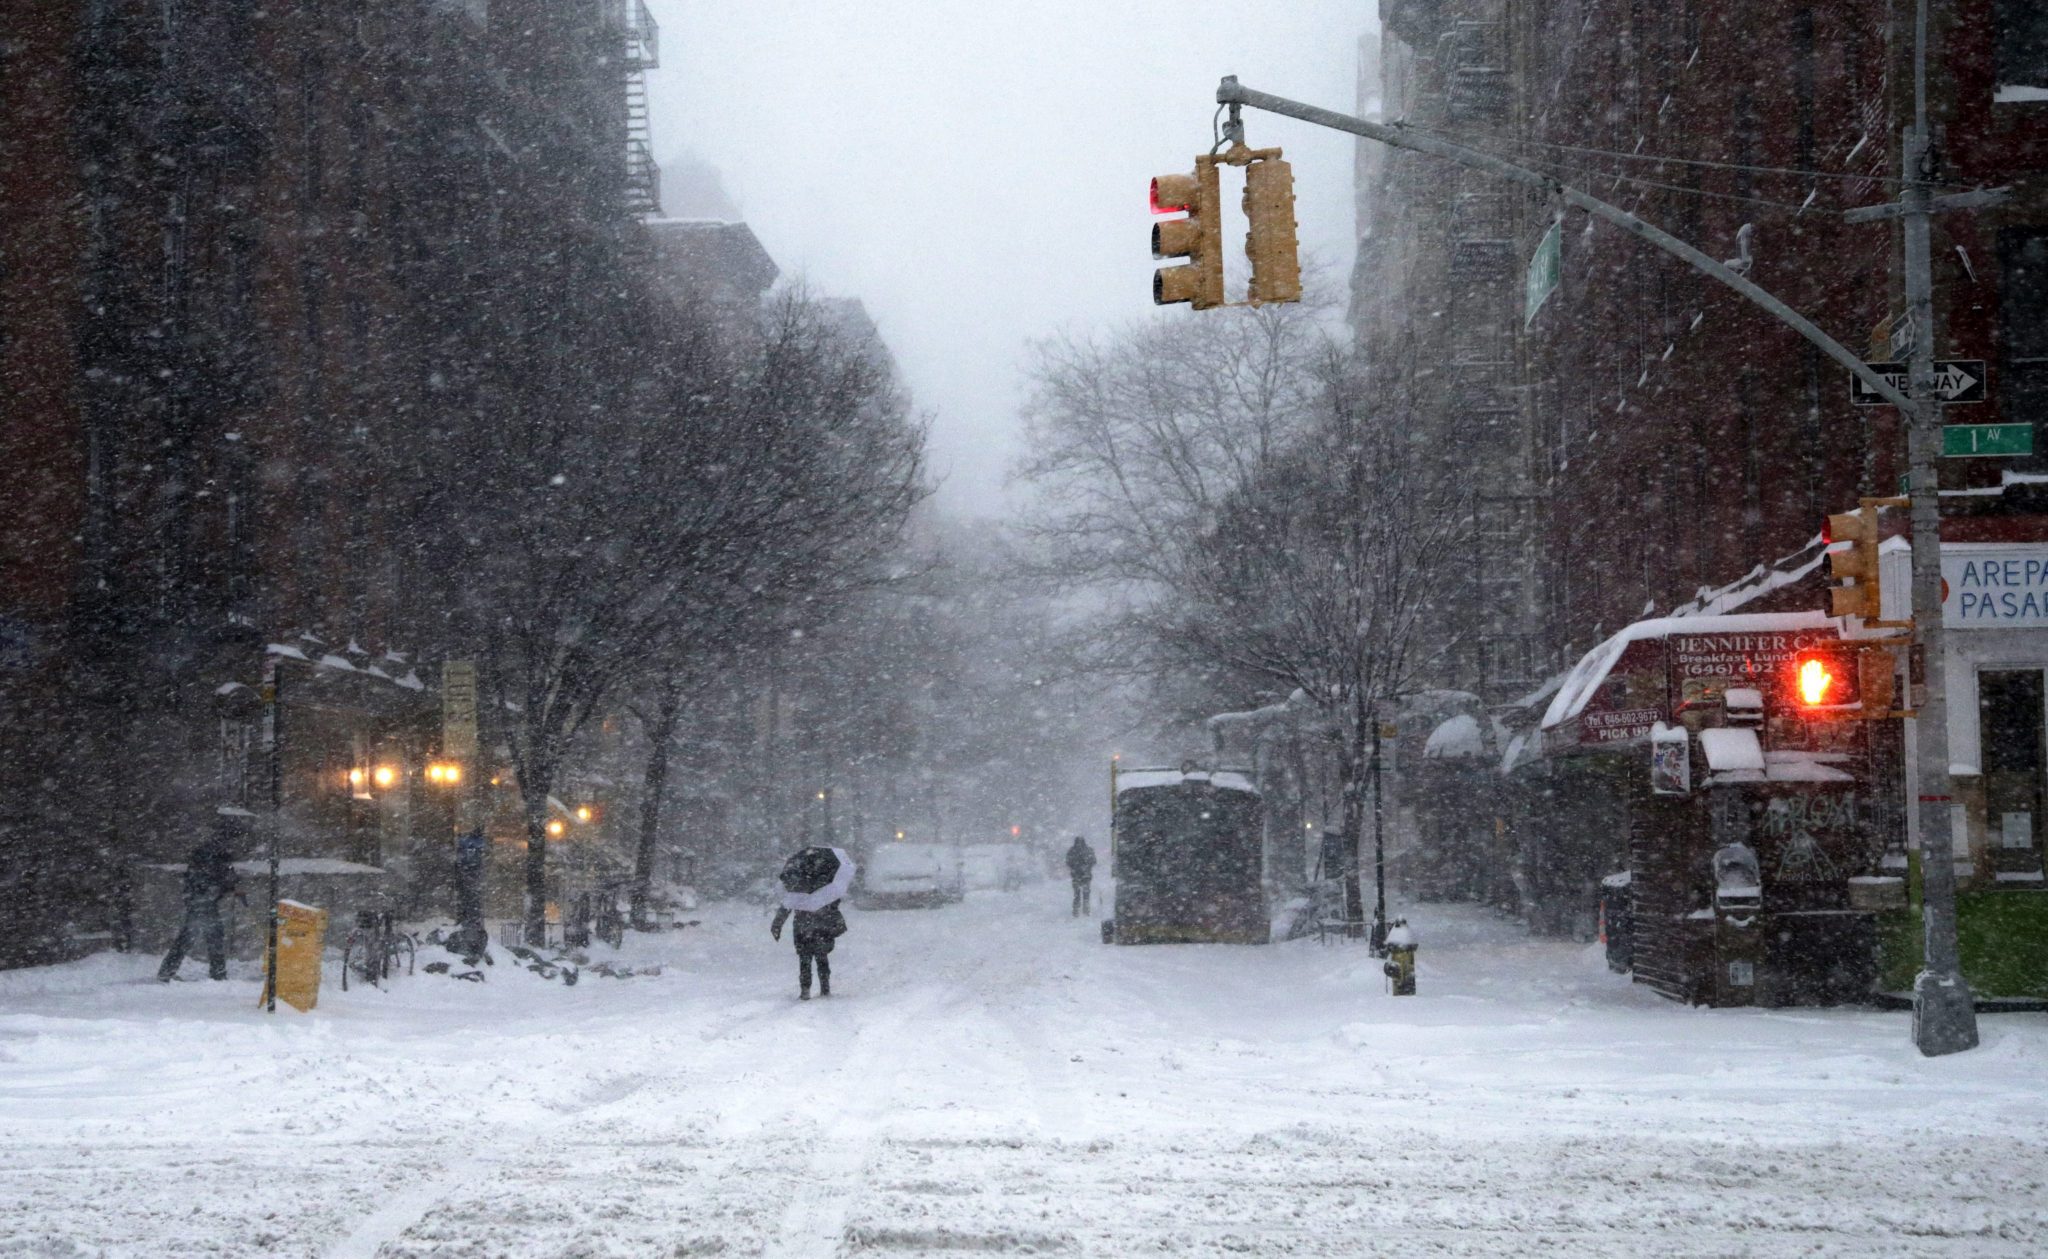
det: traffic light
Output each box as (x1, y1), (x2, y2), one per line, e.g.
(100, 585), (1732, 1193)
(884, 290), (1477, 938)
(1152, 156), (1223, 310)
(1823, 505), (1881, 619)
(1242, 154), (1301, 305)
(1787, 649), (1860, 711)
(1780, 644), (1904, 719)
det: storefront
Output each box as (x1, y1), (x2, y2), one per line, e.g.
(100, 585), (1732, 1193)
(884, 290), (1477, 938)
(1923, 542), (2048, 882)
(1880, 540), (2048, 999)
(1539, 611), (1898, 1006)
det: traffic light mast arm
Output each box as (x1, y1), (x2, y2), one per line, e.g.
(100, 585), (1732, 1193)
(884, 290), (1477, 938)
(1213, 77), (1914, 411)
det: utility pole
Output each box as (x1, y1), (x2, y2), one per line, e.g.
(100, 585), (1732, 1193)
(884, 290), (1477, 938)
(260, 651), (281, 1014)
(1216, 53), (1985, 1051)
(1898, 0), (1979, 1055)
(1369, 716), (1388, 956)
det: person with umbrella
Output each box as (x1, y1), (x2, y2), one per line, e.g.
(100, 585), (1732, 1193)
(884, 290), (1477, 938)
(771, 845), (855, 1000)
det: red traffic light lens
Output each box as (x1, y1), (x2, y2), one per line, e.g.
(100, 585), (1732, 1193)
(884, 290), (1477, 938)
(1151, 177), (1187, 215)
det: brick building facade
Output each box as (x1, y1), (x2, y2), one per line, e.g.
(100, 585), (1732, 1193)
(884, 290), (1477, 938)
(1356, 0), (2048, 938)
(0, 0), (659, 960)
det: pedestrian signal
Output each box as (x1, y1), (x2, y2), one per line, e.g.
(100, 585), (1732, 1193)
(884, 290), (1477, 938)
(1783, 649), (1861, 714)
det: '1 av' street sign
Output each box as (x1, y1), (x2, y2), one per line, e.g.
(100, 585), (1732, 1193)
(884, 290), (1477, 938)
(1849, 359), (1988, 406)
(1942, 422), (2034, 458)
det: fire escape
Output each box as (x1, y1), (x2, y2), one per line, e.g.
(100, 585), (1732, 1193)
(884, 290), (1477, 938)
(608, 0), (661, 216)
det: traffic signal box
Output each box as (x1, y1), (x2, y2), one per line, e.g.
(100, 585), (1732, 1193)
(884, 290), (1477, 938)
(1152, 157), (1224, 309)
(1242, 155), (1301, 305)
(1823, 496), (1911, 626)
(1824, 506), (1880, 618)
(1152, 145), (1301, 309)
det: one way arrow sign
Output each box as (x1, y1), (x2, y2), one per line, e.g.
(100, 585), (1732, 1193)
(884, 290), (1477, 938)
(1850, 359), (1988, 406)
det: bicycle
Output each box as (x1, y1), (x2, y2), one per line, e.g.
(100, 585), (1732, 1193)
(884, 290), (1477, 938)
(341, 910), (417, 991)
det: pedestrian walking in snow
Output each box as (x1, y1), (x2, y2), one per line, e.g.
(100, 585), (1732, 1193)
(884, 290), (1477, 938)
(771, 900), (847, 999)
(773, 845), (856, 1000)
(157, 831), (245, 982)
(1066, 836), (1096, 917)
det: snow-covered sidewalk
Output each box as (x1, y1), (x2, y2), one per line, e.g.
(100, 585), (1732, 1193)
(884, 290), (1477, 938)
(2, 891), (2044, 1257)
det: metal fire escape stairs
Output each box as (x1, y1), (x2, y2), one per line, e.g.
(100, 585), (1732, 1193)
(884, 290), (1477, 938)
(615, 0), (661, 217)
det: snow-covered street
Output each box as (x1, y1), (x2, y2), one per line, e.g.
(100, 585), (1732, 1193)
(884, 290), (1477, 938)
(3, 890), (2045, 1258)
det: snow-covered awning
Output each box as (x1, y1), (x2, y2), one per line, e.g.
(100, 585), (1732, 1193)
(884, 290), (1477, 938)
(1541, 609), (1840, 733)
(1423, 714), (1486, 760)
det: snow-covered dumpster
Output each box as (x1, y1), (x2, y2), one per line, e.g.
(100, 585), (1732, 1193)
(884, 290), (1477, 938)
(1106, 765), (1268, 945)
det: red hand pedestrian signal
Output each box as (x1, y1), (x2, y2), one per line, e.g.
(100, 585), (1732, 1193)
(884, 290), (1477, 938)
(1797, 658), (1837, 706)
(1786, 650), (1861, 712)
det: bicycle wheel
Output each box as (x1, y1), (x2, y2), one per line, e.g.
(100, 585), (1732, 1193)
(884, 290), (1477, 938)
(389, 932), (416, 978)
(341, 930), (360, 992)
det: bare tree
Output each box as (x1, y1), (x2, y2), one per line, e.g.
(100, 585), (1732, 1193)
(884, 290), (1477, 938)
(459, 288), (926, 944)
(1013, 301), (1333, 671)
(1162, 354), (1467, 938)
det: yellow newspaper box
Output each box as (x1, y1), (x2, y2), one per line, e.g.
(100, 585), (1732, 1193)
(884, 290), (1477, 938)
(264, 900), (328, 1012)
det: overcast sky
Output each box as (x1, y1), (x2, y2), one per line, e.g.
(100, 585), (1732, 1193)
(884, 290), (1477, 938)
(646, 1), (1374, 515)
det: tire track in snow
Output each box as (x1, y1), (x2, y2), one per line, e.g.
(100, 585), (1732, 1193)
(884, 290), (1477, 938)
(760, 928), (1010, 1259)
(320, 992), (793, 1259)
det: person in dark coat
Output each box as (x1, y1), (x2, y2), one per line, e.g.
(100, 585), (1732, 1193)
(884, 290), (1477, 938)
(1065, 836), (1097, 917)
(771, 899), (846, 1000)
(158, 831), (245, 982)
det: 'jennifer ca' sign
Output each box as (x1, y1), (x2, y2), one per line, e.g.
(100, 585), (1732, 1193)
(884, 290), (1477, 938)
(1944, 544), (2048, 628)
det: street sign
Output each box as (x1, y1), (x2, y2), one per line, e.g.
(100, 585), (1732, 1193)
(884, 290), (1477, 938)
(1524, 219), (1560, 328)
(1942, 422), (2033, 458)
(1849, 359), (1987, 406)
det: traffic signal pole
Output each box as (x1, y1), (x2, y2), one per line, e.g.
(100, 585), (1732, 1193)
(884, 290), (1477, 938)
(1217, 50), (1978, 1051)
(1898, 0), (1978, 1054)
(1212, 78), (1914, 411)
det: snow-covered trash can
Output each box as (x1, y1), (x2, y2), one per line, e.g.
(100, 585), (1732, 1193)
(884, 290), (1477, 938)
(1599, 871), (1633, 973)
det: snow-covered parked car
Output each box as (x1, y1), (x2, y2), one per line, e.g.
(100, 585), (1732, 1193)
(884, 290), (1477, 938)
(858, 843), (964, 907)
(963, 843), (1035, 892)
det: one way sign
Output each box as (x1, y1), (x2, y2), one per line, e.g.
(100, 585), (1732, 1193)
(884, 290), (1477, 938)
(1849, 359), (1988, 406)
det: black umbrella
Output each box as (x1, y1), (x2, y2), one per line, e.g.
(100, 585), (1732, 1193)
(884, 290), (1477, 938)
(778, 846), (856, 911)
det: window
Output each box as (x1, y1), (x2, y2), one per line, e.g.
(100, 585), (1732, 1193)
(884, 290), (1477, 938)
(1996, 231), (2048, 436)
(1995, 0), (2048, 89)
(1979, 669), (2046, 878)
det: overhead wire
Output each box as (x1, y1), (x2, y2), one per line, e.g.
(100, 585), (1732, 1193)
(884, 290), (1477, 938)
(1406, 121), (1953, 190)
(1433, 132), (1834, 215)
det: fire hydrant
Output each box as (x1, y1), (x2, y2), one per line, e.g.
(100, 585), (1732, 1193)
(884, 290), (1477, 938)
(1381, 919), (1416, 996)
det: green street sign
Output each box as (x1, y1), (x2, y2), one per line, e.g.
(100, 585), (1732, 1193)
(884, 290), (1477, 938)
(1942, 423), (2034, 458)
(1524, 219), (1560, 328)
